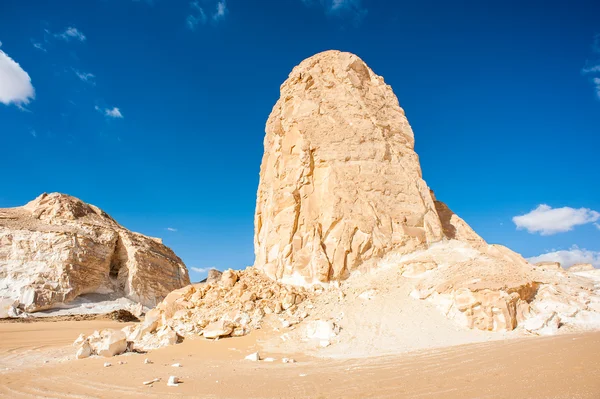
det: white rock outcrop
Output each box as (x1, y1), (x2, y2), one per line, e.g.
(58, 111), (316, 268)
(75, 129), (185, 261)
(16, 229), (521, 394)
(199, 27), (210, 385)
(253, 50), (445, 284)
(0, 193), (190, 312)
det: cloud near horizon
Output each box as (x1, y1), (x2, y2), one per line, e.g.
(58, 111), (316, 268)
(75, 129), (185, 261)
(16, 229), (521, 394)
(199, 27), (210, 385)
(513, 204), (600, 235)
(0, 50), (35, 107)
(190, 267), (212, 273)
(528, 245), (600, 268)
(166, 227), (177, 232)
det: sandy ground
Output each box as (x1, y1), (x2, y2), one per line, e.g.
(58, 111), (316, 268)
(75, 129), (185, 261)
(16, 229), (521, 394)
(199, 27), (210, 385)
(1, 320), (599, 399)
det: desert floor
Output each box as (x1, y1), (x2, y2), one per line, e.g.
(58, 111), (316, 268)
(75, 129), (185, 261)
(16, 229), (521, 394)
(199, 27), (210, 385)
(1, 320), (599, 399)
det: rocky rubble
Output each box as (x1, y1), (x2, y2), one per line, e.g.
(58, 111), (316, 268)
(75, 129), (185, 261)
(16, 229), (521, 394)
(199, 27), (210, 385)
(0, 193), (190, 313)
(126, 267), (313, 351)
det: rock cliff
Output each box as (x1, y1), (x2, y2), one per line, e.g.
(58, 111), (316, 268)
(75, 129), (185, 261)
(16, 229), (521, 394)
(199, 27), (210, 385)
(0, 193), (190, 313)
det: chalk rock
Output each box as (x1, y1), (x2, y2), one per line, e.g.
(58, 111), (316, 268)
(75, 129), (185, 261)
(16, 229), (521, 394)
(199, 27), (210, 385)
(305, 320), (337, 341)
(253, 50), (445, 283)
(94, 329), (128, 357)
(203, 320), (233, 339)
(0, 193), (190, 312)
(76, 341), (92, 359)
(568, 263), (594, 272)
(205, 268), (223, 284)
(167, 376), (180, 387)
(245, 352), (260, 361)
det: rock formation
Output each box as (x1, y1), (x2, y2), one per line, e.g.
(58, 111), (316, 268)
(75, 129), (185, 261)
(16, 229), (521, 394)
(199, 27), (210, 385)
(0, 193), (190, 313)
(254, 50), (444, 284)
(120, 50), (600, 356)
(252, 50), (600, 333)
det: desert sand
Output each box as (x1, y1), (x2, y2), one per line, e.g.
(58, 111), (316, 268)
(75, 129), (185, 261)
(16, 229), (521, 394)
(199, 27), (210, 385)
(1, 319), (599, 399)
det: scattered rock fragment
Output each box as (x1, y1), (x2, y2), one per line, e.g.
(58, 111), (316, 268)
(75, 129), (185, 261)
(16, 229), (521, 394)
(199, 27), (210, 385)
(167, 376), (180, 387)
(244, 352), (260, 361)
(143, 378), (161, 386)
(103, 362), (111, 367)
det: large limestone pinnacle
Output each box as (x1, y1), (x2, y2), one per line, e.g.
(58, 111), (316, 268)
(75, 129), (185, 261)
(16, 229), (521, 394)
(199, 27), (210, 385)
(254, 50), (445, 283)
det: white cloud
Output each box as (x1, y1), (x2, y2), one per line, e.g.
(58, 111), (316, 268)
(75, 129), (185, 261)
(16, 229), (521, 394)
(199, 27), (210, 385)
(301, 0), (367, 23)
(212, 1), (227, 21)
(55, 27), (86, 42)
(0, 50), (35, 106)
(528, 245), (600, 268)
(582, 63), (600, 74)
(166, 227), (178, 232)
(187, 1), (226, 30)
(30, 129), (37, 138)
(96, 105), (124, 119)
(595, 223), (600, 230)
(512, 204), (600, 235)
(190, 267), (211, 273)
(594, 77), (600, 99)
(32, 41), (46, 52)
(73, 69), (95, 84)
(0, 41), (2, 47)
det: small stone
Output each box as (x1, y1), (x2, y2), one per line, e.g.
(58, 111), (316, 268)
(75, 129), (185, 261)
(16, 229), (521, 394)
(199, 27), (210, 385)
(143, 378), (160, 386)
(263, 357), (275, 362)
(244, 352), (260, 361)
(144, 358), (153, 364)
(118, 361), (126, 365)
(167, 376), (180, 387)
(171, 363), (182, 367)
(282, 358), (296, 363)
(103, 362), (112, 367)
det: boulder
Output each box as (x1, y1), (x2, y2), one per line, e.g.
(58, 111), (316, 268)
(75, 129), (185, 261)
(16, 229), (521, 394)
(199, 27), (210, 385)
(202, 320), (233, 339)
(94, 329), (128, 357)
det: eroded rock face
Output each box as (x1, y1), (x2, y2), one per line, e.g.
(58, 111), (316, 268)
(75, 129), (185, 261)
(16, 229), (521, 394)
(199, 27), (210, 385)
(254, 50), (444, 284)
(0, 193), (190, 312)
(251, 50), (600, 335)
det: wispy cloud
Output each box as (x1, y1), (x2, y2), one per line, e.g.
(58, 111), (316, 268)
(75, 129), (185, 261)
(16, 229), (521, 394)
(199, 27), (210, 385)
(594, 77), (600, 99)
(55, 27), (86, 42)
(73, 69), (95, 85)
(513, 204), (600, 235)
(301, 0), (367, 24)
(187, 2), (207, 30)
(186, 0), (227, 30)
(213, 1), (228, 21)
(166, 227), (178, 232)
(95, 105), (124, 119)
(595, 222), (600, 230)
(190, 267), (211, 273)
(31, 41), (47, 52)
(30, 129), (37, 138)
(528, 245), (600, 268)
(583, 35), (600, 99)
(0, 50), (35, 107)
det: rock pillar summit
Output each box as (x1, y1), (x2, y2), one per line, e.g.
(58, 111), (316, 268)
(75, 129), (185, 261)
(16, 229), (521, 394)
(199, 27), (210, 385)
(253, 50), (445, 283)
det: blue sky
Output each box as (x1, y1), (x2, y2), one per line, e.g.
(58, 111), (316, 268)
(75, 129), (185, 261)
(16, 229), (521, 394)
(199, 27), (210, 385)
(1, 0), (599, 279)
